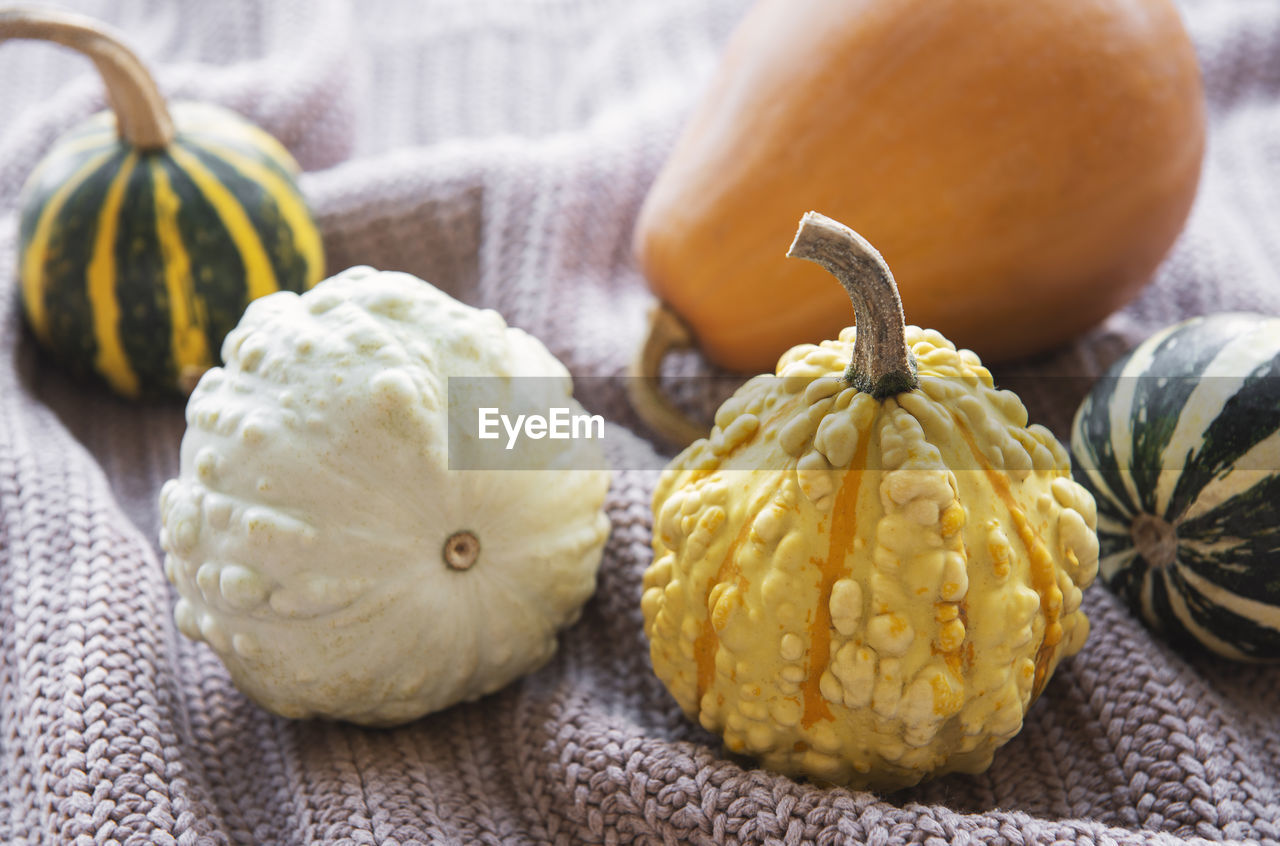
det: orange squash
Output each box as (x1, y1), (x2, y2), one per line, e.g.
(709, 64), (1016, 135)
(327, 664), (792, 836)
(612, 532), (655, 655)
(633, 0), (1205, 382)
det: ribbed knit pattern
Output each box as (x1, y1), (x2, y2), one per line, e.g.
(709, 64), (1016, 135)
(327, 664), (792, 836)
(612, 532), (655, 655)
(0, 0), (1277, 842)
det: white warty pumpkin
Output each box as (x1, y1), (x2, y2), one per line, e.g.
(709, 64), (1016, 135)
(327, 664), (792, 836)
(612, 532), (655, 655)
(159, 266), (612, 725)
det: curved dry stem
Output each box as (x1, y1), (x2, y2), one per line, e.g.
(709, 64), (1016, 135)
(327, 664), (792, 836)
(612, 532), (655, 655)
(0, 6), (174, 149)
(628, 301), (709, 447)
(787, 211), (917, 398)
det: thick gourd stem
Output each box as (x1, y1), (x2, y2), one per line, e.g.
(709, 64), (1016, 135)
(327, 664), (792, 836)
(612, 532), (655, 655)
(787, 212), (918, 398)
(0, 7), (174, 150)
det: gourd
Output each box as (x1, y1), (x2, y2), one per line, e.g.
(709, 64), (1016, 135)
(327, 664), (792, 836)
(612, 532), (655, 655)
(631, 0), (1205, 414)
(1, 8), (324, 397)
(158, 267), (612, 725)
(642, 213), (1100, 791)
(1071, 313), (1280, 661)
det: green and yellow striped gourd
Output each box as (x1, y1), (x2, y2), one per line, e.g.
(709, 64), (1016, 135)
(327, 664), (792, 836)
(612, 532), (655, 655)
(3, 9), (324, 397)
(1071, 312), (1280, 660)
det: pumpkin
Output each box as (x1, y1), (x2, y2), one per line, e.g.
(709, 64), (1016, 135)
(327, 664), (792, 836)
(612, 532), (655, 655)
(1070, 313), (1280, 662)
(641, 213), (1100, 790)
(158, 267), (612, 725)
(2, 8), (324, 398)
(630, 0), (1205, 440)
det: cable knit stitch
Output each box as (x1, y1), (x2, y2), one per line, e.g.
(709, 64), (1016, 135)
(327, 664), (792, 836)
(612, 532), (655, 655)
(0, 0), (1278, 843)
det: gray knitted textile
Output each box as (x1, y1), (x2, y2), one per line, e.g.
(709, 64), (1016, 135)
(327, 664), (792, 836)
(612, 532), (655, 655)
(1, 0), (1278, 843)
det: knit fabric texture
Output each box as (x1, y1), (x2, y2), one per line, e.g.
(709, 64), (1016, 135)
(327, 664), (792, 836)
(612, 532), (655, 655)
(1, 0), (1278, 843)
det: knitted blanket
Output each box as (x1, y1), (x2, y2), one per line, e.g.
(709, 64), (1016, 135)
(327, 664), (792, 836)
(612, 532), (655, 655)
(1, 1), (1277, 843)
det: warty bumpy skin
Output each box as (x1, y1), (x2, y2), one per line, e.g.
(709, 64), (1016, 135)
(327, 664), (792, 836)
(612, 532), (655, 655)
(159, 266), (612, 726)
(642, 325), (1100, 791)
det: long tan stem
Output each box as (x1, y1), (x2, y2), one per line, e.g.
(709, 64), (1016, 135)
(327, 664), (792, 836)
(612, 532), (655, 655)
(628, 302), (709, 446)
(787, 211), (918, 398)
(0, 6), (174, 149)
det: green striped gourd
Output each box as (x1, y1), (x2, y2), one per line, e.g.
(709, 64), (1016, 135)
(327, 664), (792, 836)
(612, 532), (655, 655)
(1070, 312), (1280, 660)
(3, 9), (324, 398)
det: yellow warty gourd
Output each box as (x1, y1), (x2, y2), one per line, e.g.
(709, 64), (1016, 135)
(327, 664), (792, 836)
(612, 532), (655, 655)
(641, 213), (1101, 791)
